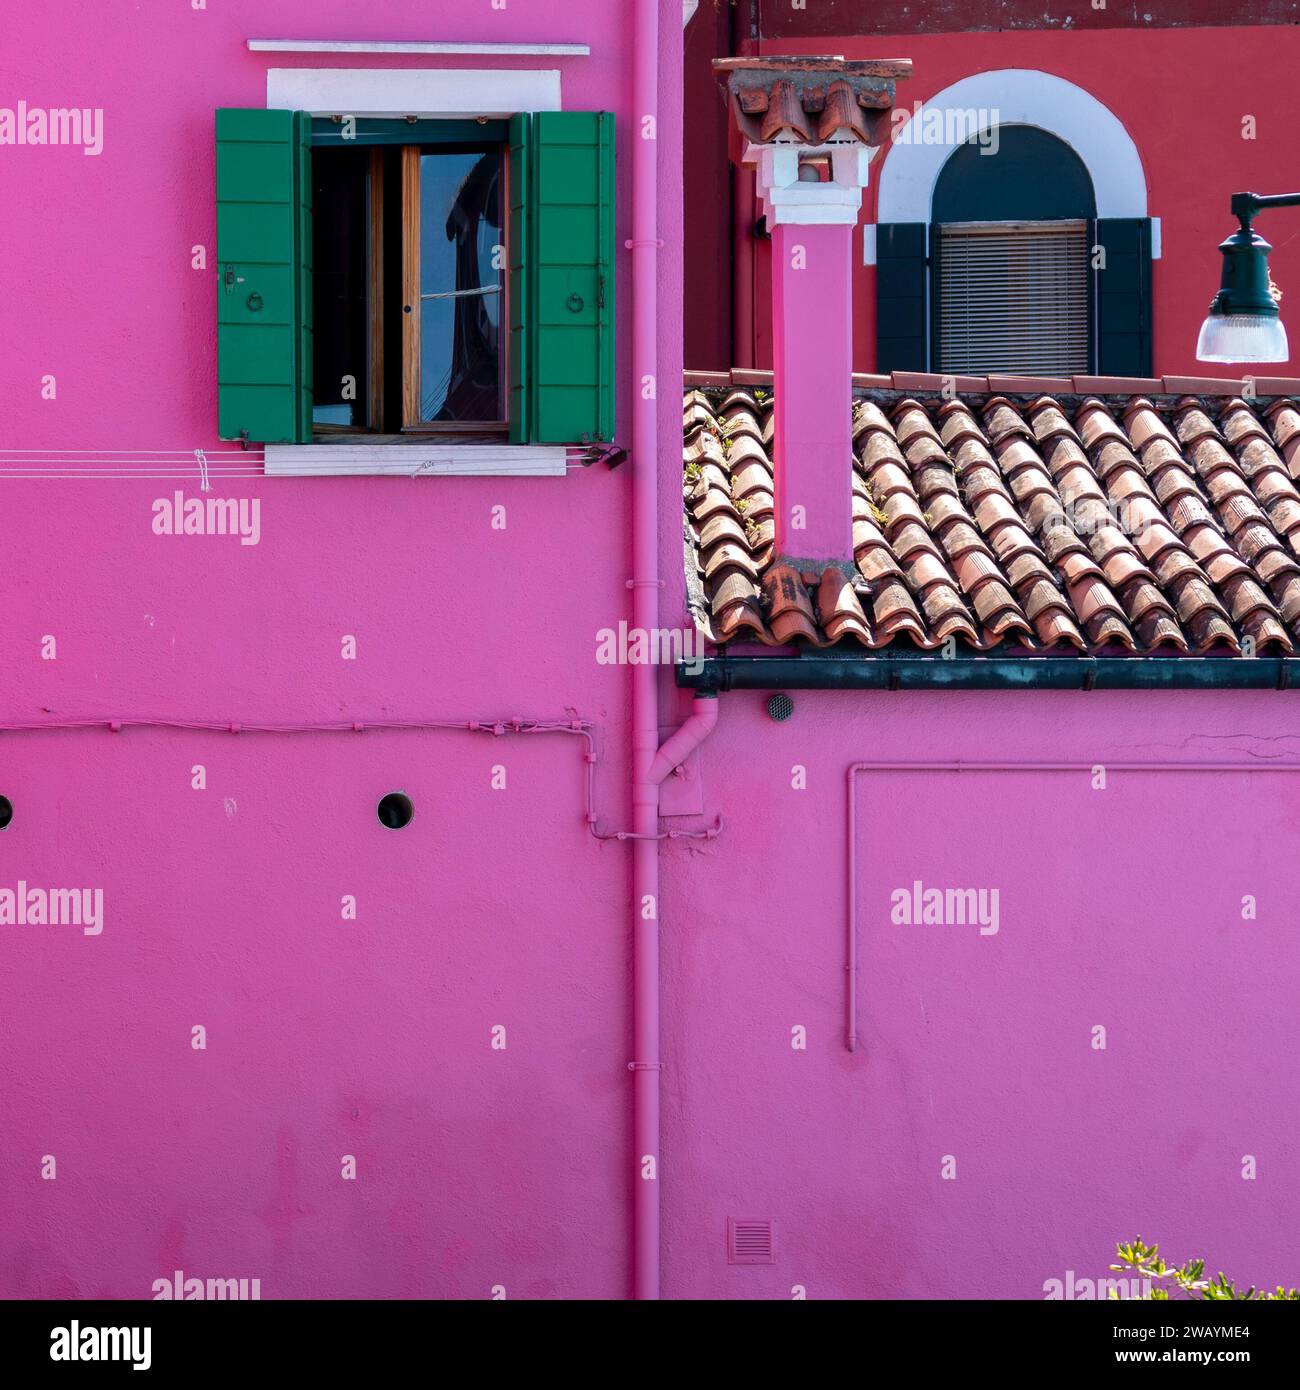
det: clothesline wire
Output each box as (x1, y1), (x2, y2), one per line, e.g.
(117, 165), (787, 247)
(0, 464), (588, 477)
(0, 447), (585, 456)
(0, 449), (266, 455)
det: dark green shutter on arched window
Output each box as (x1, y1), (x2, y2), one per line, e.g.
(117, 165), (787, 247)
(1094, 218), (1153, 378)
(875, 223), (929, 373)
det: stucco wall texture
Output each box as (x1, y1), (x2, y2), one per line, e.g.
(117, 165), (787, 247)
(0, 0), (682, 1301)
(3, 1), (1298, 1303)
(660, 692), (1300, 1298)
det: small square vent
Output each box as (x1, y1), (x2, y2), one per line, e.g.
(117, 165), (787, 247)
(728, 1217), (775, 1265)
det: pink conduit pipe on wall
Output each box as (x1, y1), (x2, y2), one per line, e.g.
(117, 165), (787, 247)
(844, 758), (1300, 1053)
(0, 713), (715, 851)
(628, 0), (663, 1302)
(628, 0), (722, 1301)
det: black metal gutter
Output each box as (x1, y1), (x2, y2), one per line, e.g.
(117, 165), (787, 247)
(677, 655), (1300, 693)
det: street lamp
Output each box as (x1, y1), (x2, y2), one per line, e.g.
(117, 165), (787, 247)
(1197, 191), (1299, 363)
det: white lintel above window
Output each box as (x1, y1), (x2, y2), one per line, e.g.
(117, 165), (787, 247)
(264, 443), (568, 479)
(265, 67), (562, 118)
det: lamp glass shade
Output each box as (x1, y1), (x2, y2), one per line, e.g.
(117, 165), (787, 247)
(1196, 311), (1290, 363)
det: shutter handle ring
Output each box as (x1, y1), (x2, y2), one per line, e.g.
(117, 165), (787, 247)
(566, 292), (584, 314)
(246, 291), (264, 312)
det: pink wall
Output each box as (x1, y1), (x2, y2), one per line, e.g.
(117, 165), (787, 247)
(660, 693), (1300, 1298)
(5, 0), (1297, 1303)
(745, 25), (1300, 377)
(0, 0), (684, 1300)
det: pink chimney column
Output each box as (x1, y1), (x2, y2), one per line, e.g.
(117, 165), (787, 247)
(715, 59), (909, 570)
(747, 139), (875, 571)
(770, 219), (856, 564)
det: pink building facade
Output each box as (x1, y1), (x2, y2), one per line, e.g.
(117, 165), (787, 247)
(2, 1), (1298, 1303)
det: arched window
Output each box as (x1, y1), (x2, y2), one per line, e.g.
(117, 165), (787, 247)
(932, 128), (1095, 375)
(874, 70), (1154, 378)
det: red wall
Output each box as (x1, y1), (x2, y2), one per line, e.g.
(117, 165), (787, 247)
(757, 0), (1300, 37)
(730, 26), (1300, 378)
(683, 0), (735, 370)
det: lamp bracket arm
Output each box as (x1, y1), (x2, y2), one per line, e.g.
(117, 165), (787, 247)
(1232, 190), (1300, 229)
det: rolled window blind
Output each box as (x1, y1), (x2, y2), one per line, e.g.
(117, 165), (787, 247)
(935, 220), (1089, 376)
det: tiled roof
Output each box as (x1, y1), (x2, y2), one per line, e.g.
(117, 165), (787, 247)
(683, 373), (1300, 655)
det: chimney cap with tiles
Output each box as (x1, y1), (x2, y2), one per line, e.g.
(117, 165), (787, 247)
(713, 54), (911, 151)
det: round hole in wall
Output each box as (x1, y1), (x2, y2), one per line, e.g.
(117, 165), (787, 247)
(0, 796), (11, 830)
(766, 693), (794, 723)
(377, 792), (413, 830)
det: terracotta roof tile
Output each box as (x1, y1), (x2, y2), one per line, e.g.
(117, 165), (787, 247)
(1249, 377), (1300, 396)
(759, 79), (814, 143)
(987, 374), (1076, 395)
(1161, 375), (1251, 397)
(817, 79), (863, 142)
(1072, 375), (1167, 396)
(683, 384), (1300, 655)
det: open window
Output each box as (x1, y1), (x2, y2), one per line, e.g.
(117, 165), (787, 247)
(215, 108), (615, 449)
(309, 122), (506, 437)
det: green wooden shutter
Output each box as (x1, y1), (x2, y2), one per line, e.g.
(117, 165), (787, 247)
(927, 223), (943, 372)
(524, 111), (616, 444)
(1095, 218), (1153, 378)
(508, 113), (532, 444)
(876, 222), (929, 374)
(216, 108), (313, 443)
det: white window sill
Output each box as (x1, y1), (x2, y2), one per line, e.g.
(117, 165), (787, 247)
(264, 443), (567, 478)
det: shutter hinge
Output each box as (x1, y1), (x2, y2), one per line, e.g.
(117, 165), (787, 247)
(580, 444), (626, 469)
(597, 273), (605, 311)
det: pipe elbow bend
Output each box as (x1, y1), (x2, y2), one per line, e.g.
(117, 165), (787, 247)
(647, 694), (719, 786)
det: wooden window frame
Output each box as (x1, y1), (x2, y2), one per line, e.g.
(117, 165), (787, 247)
(400, 143), (508, 434)
(312, 133), (508, 441)
(368, 145), (386, 433)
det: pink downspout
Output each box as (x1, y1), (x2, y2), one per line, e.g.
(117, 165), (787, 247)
(733, 172), (755, 368)
(730, 5), (755, 368)
(630, 0), (664, 1302)
(648, 695), (718, 786)
(630, 0), (718, 1301)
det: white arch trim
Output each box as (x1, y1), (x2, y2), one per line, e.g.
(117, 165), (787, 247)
(876, 69), (1149, 225)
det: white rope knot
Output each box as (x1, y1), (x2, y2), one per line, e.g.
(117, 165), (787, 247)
(194, 448), (211, 493)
